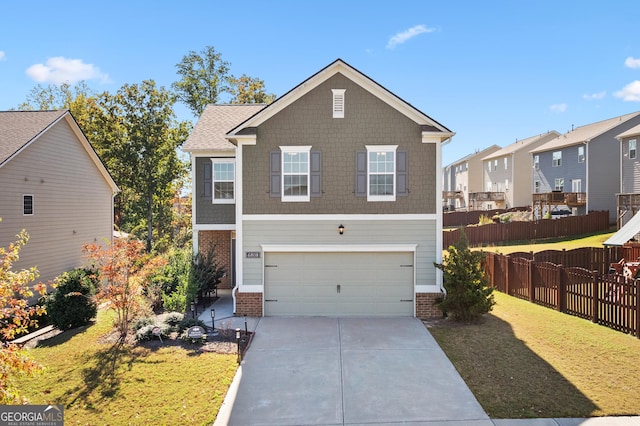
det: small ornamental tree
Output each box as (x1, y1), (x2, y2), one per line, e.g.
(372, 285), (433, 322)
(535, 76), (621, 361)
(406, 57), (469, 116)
(0, 226), (47, 404)
(434, 231), (495, 321)
(45, 268), (98, 330)
(84, 239), (166, 340)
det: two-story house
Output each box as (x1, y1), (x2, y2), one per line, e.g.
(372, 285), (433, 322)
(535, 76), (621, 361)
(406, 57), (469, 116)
(442, 145), (501, 211)
(0, 110), (118, 294)
(531, 112), (640, 223)
(470, 132), (559, 210)
(183, 59), (454, 319)
(615, 124), (640, 228)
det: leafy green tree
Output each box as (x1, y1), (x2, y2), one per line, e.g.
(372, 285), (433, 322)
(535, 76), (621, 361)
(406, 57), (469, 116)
(434, 231), (495, 321)
(228, 74), (276, 104)
(172, 46), (231, 116)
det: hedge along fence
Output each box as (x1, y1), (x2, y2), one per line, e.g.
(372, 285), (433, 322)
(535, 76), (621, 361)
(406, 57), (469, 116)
(443, 210), (610, 249)
(443, 207), (530, 228)
(484, 250), (640, 338)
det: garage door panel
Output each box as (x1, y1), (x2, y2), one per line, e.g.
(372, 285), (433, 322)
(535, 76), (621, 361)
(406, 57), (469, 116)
(265, 252), (414, 316)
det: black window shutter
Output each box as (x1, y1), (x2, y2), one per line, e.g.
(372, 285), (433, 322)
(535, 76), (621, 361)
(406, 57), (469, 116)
(270, 151), (281, 197)
(397, 150), (409, 196)
(355, 150), (367, 197)
(203, 161), (212, 199)
(310, 151), (322, 197)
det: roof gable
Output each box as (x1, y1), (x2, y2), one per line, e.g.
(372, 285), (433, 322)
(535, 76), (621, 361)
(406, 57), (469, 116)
(226, 59), (454, 141)
(483, 131), (560, 160)
(0, 110), (118, 193)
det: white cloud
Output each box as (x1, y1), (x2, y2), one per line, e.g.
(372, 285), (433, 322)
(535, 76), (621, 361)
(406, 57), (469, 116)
(0, 51), (5, 61)
(386, 24), (436, 49)
(549, 103), (567, 113)
(583, 91), (606, 100)
(625, 56), (640, 69)
(26, 56), (109, 85)
(614, 80), (640, 101)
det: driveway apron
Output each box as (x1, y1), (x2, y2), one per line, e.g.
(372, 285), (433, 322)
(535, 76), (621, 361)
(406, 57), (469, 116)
(224, 317), (491, 426)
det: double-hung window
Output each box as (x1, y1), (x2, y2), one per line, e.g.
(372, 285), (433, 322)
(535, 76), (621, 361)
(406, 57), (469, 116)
(578, 146), (585, 163)
(554, 178), (564, 191)
(366, 145), (397, 201)
(630, 139), (637, 160)
(281, 146), (311, 202)
(533, 155), (539, 170)
(552, 151), (562, 167)
(211, 159), (235, 203)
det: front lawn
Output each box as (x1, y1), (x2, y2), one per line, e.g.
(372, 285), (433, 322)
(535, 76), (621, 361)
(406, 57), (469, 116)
(16, 310), (237, 425)
(427, 291), (640, 418)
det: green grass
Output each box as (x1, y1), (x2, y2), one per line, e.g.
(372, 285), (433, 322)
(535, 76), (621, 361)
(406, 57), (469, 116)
(475, 231), (615, 255)
(428, 291), (640, 418)
(16, 310), (237, 425)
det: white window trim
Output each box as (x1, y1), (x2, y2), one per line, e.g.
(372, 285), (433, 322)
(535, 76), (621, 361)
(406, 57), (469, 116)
(332, 89), (345, 118)
(23, 194), (34, 216)
(552, 151), (562, 167)
(555, 178), (564, 191)
(211, 158), (236, 204)
(366, 144), (397, 202)
(533, 155), (539, 170)
(280, 145), (312, 202)
(630, 139), (637, 160)
(578, 146), (585, 163)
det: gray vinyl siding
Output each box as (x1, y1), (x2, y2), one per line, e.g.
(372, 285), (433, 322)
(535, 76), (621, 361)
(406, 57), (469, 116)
(242, 219), (436, 288)
(534, 145), (587, 193)
(0, 119), (113, 288)
(621, 137), (640, 194)
(194, 156), (235, 224)
(242, 73), (437, 215)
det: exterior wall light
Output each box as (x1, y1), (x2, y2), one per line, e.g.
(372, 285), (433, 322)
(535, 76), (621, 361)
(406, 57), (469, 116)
(338, 224), (345, 235)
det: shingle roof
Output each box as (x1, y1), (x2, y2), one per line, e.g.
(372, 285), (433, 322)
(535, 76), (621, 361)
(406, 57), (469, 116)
(182, 104), (266, 152)
(532, 112), (640, 153)
(617, 123), (640, 140)
(0, 110), (67, 166)
(482, 131), (560, 160)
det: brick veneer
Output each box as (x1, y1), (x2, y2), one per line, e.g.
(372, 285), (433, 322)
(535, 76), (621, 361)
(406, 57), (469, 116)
(198, 230), (233, 289)
(416, 293), (443, 319)
(235, 291), (263, 316)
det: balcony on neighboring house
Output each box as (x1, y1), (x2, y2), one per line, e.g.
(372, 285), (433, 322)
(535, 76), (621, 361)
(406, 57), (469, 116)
(468, 191), (505, 210)
(532, 191), (587, 207)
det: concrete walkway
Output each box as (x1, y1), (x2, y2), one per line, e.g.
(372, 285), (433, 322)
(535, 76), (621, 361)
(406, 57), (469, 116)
(206, 291), (640, 426)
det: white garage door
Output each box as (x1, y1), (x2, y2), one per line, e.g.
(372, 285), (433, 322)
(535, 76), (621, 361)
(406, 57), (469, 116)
(264, 252), (414, 316)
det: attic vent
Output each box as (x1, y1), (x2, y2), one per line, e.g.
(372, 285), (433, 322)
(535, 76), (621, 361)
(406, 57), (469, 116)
(332, 89), (345, 118)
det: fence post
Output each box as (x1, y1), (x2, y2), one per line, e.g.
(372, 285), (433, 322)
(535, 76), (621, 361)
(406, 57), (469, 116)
(592, 271), (599, 324)
(505, 254), (510, 296)
(557, 265), (565, 312)
(528, 259), (534, 302)
(636, 279), (640, 339)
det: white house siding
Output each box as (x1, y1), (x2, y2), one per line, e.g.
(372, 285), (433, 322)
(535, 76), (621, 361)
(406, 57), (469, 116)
(240, 218), (437, 290)
(0, 119), (113, 290)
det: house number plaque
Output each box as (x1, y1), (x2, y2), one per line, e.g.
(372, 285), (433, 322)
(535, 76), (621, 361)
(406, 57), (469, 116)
(246, 251), (261, 259)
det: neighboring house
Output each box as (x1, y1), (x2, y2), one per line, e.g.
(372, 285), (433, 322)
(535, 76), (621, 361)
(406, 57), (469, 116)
(442, 145), (501, 211)
(531, 112), (640, 223)
(615, 124), (640, 228)
(183, 59), (455, 318)
(471, 132), (559, 210)
(0, 110), (118, 294)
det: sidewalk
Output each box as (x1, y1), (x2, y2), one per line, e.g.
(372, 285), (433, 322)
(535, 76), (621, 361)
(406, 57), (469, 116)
(196, 288), (260, 333)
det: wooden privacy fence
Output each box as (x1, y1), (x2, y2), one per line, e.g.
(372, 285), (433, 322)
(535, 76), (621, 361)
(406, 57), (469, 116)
(444, 210), (610, 249)
(443, 208), (528, 228)
(484, 251), (640, 338)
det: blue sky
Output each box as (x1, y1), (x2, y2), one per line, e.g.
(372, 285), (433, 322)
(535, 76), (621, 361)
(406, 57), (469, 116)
(2, 0), (640, 165)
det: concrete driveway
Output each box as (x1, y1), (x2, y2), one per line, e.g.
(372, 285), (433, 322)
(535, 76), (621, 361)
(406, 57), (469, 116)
(216, 316), (491, 426)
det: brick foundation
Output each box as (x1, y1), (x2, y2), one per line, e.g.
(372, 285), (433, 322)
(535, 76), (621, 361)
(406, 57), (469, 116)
(416, 293), (443, 319)
(198, 230), (233, 289)
(235, 291), (263, 316)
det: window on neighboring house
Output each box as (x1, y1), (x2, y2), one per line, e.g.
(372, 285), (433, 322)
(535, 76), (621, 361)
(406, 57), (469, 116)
(578, 146), (585, 163)
(533, 155), (539, 170)
(534, 181), (540, 193)
(486, 181), (492, 191)
(494, 159), (498, 170)
(505, 179), (509, 191)
(630, 139), (637, 160)
(554, 178), (564, 191)
(497, 182), (502, 192)
(487, 161), (491, 172)
(572, 179), (582, 192)
(23, 195), (33, 215)
(332, 89), (345, 118)
(552, 151), (562, 167)
(211, 159), (235, 203)
(504, 158), (508, 170)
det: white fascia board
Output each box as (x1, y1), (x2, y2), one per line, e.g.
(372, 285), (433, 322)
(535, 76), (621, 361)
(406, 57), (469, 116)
(190, 150), (236, 158)
(229, 135), (257, 146)
(193, 224), (236, 231)
(416, 285), (442, 293)
(261, 244), (418, 252)
(422, 131), (455, 144)
(243, 214), (437, 221)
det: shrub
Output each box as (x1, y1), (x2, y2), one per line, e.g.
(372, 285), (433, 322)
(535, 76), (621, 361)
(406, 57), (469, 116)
(134, 324), (170, 342)
(434, 231), (495, 322)
(131, 316), (155, 332)
(177, 317), (206, 333)
(162, 312), (184, 332)
(45, 268), (98, 330)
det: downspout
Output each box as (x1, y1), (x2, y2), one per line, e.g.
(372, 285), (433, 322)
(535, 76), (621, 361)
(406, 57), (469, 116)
(191, 153), (198, 257)
(232, 143), (242, 315)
